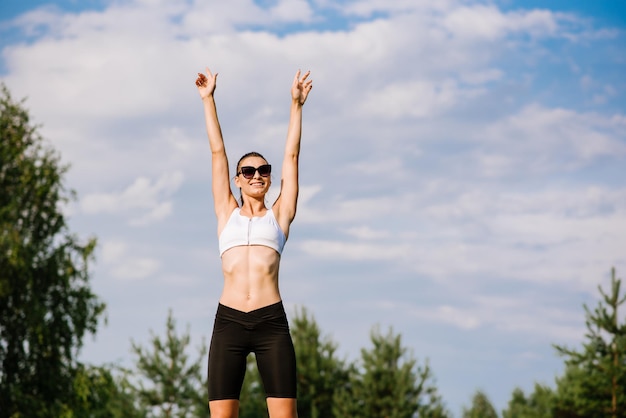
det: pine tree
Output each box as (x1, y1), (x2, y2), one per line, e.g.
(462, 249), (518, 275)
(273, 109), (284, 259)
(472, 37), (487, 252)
(129, 310), (208, 418)
(462, 390), (498, 418)
(291, 307), (349, 418)
(238, 354), (268, 418)
(333, 326), (449, 418)
(554, 267), (626, 418)
(502, 384), (555, 418)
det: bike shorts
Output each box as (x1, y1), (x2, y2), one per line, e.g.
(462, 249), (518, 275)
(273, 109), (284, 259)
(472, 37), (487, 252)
(207, 301), (297, 401)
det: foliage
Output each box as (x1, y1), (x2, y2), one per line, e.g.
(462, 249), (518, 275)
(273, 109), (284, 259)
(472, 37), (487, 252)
(462, 390), (498, 418)
(553, 267), (626, 418)
(502, 384), (555, 418)
(238, 355), (268, 418)
(129, 309), (208, 418)
(291, 307), (350, 418)
(70, 364), (146, 418)
(0, 83), (106, 417)
(333, 325), (450, 418)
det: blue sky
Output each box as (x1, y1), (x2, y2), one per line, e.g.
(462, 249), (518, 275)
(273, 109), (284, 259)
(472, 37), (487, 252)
(1, 0), (625, 415)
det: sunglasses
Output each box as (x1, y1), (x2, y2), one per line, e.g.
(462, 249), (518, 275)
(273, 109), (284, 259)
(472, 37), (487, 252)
(237, 164), (272, 179)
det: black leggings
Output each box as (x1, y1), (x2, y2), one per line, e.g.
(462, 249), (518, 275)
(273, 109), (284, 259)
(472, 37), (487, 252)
(207, 301), (297, 401)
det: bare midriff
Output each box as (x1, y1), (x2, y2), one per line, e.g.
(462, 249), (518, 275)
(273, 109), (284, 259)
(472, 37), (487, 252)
(219, 245), (282, 312)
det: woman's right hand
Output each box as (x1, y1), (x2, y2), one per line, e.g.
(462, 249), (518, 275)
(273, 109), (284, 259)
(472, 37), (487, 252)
(195, 67), (218, 99)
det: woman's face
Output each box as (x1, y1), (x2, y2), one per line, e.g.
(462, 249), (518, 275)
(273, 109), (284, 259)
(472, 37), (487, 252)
(235, 156), (272, 198)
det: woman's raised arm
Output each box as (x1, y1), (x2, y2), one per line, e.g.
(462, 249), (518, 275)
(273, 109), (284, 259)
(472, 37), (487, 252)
(274, 70), (313, 235)
(196, 68), (237, 223)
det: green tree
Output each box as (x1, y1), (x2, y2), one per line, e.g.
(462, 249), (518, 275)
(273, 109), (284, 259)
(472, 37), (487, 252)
(502, 384), (555, 418)
(333, 326), (449, 418)
(0, 84), (106, 417)
(462, 390), (498, 418)
(129, 309), (208, 418)
(291, 307), (349, 418)
(554, 267), (626, 418)
(238, 355), (268, 418)
(551, 364), (595, 418)
(70, 364), (145, 418)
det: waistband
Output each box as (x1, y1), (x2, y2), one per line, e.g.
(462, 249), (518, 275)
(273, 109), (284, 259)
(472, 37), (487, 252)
(216, 301), (286, 325)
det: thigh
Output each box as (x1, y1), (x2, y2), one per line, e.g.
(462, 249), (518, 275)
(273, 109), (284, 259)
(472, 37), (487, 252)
(208, 316), (249, 401)
(254, 316), (297, 399)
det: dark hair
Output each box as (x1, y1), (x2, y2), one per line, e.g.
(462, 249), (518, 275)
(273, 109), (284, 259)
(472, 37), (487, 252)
(236, 151), (268, 206)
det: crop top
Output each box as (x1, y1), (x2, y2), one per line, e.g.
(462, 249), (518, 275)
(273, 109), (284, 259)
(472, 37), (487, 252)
(218, 208), (286, 256)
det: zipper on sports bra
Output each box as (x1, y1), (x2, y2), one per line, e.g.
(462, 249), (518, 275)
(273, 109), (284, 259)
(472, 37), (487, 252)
(247, 217), (251, 245)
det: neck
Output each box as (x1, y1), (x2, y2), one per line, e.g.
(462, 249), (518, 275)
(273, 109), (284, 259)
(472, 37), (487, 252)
(241, 197), (267, 215)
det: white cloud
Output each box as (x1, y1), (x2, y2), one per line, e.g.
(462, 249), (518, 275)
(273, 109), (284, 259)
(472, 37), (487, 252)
(100, 239), (161, 280)
(460, 68), (503, 85)
(110, 257), (160, 280)
(342, 226), (391, 240)
(414, 304), (482, 330)
(359, 79), (484, 119)
(271, 0), (314, 22)
(340, 0), (457, 17)
(299, 239), (412, 261)
(474, 104), (626, 174)
(129, 201), (173, 226)
(293, 182), (626, 294)
(101, 240), (129, 264)
(80, 171), (183, 225)
(443, 6), (559, 40)
(380, 296), (585, 341)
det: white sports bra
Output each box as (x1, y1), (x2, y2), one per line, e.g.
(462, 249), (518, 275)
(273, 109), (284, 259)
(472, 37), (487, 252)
(218, 208), (286, 256)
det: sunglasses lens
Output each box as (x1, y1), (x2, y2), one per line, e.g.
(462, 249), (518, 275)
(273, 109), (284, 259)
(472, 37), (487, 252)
(241, 167), (255, 178)
(258, 165), (271, 176)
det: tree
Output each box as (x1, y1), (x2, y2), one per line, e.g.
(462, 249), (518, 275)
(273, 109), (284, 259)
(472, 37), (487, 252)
(238, 355), (269, 418)
(290, 307), (350, 418)
(502, 384), (555, 418)
(70, 364), (146, 418)
(0, 84), (106, 417)
(462, 390), (498, 418)
(333, 326), (450, 418)
(129, 310), (208, 418)
(553, 267), (626, 418)
(552, 364), (595, 418)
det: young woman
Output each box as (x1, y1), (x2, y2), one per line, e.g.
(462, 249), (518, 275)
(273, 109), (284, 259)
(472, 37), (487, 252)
(195, 67), (312, 418)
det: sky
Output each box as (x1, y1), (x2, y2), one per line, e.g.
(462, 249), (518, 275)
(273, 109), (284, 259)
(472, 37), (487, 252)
(1, 0), (625, 415)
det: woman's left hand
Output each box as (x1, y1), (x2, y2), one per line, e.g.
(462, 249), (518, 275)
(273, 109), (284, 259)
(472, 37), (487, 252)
(291, 70), (313, 105)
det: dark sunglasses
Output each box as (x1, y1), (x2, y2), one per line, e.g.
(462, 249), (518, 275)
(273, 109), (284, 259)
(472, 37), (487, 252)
(238, 164), (271, 179)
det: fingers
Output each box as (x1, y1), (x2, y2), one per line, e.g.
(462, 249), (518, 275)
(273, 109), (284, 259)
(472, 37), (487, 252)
(195, 67), (218, 89)
(292, 70), (301, 88)
(302, 72), (312, 92)
(294, 69), (312, 82)
(299, 70), (310, 83)
(195, 72), (207, 88)
(294, 69), (312, 90)
(206, 67), (219, 81)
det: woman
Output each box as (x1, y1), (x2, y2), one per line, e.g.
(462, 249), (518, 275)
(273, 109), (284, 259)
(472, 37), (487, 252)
(195, 67), (312, 418)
